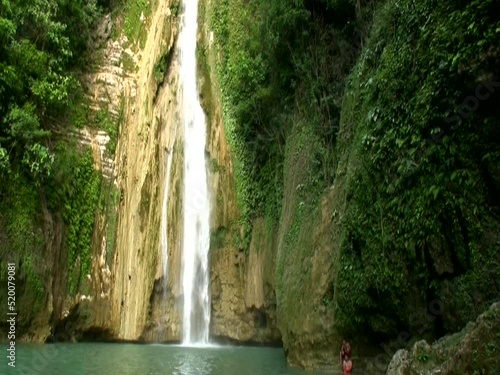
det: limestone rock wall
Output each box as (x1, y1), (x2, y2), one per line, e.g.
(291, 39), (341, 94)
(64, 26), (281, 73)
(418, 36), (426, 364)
(109, 0), (180, 340)
(51, 0), (182, 341)
(199, 0), (281, 344)
(209, 216), (281, 343)
(387, 302), (500, 375)
(53, 0), (283, 345)
(276, 171), (340, 370)
(140, 87), (183, 341)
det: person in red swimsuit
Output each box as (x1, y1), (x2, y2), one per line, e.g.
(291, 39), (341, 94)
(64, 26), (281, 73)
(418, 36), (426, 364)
(339, 340), (352, 374)
(343, 356), (353, 374)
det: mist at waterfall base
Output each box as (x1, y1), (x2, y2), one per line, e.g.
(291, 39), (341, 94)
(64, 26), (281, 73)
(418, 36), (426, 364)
(5, 343), (327, 375)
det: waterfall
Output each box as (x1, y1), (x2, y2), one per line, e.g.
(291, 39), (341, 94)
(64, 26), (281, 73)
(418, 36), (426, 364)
(161, 146), (174, 297)
(179, 0), (211, 345)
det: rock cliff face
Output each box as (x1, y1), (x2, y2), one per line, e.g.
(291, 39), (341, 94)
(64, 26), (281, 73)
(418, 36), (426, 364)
(42, 0), (283, 345)
(209, 217), (281, 343)
(387, 302), (500, 375)
(10, 14), (126, 343)
(5, 4), (498, 375)
(276, 180), (340, 369)
(93, 1), (500, 372)
(49, 0), (182, 341)
(196, 0), (281, 344)
(109, 0), (180, 340)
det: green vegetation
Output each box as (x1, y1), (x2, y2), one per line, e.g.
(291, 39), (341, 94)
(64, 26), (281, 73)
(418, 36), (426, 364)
(210, 227), (227, 250)
(93, 97), (124, 157)
(334, 0), (500, 339)
(100, 178), (120, 268)
(0, 0), (105, 170)
(47, 146), (101, 295)
(0, 0), (102, 180)
(210, 0), (500, 351)
(122, 52), (137, 73)
(0, 0), (119, 323)
(209, 0), (367, 248)
(139, 172), (152, 232)
(209, 158), (220, 173)
(0, 174), (45, 311)
(153, 45), (175, 89)
(122, 0), (153, 48)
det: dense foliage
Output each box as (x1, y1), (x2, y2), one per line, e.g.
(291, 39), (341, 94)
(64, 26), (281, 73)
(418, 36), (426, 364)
(211, 0), (371, 245)
(335, 0), (500, 338)
(46, 146), (101, 295)
(210, 0), (500, 347)
(0, 0), (106, 318)
(0, 0), (101, 178)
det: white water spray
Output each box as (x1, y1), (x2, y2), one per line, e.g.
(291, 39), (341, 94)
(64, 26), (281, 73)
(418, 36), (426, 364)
(179, 0), (211, 344)
(161, 146), (174, 291)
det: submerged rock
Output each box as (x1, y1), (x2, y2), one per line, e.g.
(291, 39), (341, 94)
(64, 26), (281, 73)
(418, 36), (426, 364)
(387, 302), (500, 375)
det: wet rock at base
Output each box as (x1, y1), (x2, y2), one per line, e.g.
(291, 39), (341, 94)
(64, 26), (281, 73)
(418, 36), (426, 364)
(387, 302), (500, 375)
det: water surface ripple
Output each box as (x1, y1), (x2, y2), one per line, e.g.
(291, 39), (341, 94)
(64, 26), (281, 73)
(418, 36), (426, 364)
(5, 343), (333, 375)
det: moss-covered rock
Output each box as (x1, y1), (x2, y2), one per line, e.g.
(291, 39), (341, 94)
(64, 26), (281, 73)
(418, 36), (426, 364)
(387, 302), (500, 375)
(333, 0), (500, 342)
(208, 0), (500, 369)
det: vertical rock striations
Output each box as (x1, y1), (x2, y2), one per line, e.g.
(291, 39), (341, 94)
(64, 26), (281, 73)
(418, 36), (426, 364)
(110, 0), (181, 340)
(198, 0), (281, 345)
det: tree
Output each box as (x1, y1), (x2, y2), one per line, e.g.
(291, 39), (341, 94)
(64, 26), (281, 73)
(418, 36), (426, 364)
(0, 0), (101, 179)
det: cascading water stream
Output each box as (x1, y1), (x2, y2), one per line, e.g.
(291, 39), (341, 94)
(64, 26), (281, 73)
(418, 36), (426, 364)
(161, 145), (174, 296)
(179, 0), (211, 345)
